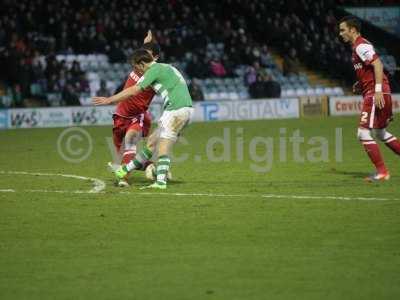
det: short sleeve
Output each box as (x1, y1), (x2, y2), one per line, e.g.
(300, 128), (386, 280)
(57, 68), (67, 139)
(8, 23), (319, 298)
(138, 65), (158, 90)
(355, 43), (378, 65)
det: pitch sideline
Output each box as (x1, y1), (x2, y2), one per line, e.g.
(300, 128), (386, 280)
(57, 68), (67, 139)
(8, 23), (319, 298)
(0, 171), (398, 201)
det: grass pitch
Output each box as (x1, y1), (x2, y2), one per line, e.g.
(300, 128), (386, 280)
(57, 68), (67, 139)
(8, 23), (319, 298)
(1, 116), (399, 299)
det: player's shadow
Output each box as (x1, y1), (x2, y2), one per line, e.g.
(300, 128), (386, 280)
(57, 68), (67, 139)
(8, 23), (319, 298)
(328, 168), (368, 178)
(128, 177), (185, 185)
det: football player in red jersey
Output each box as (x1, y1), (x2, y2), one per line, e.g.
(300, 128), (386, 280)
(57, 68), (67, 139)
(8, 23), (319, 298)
(106, 31), (160, 187)
(339, 16), (400, 181)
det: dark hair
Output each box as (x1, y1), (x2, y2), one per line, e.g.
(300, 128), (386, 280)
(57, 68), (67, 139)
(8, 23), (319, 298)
(339, 16), (361, 32)
(130, 48), (154, 65)
(143, 42), (161, 57)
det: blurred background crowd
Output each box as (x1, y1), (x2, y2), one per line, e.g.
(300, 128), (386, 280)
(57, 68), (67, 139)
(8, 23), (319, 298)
(0, 0), (399, 107)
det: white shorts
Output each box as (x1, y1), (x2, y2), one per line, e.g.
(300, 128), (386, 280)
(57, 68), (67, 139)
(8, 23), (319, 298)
(158, 107), (194, 141)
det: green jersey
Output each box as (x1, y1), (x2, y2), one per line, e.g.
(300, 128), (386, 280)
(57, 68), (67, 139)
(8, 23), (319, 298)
(137, 62), (192, 111)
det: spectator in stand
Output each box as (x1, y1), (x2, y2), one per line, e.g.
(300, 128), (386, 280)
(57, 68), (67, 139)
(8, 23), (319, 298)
(11, 84), (23, 107)
(245, 62), (267, 86)
(47, 73), (61, 93)
(76, 73), (90, 94)
(188, 79), (204, 101)
(70, 61), (84, 80)
(62, 83), (80, 106)
(249, 74), (266, 99)
(96, 80), (112, 97)
(44, 56), (60, 81)
(186, 54), (206, 78)
(249, 74), (281, 99)
(210, 57), (227, 77)
(259, 45), (272, 67)
(16, 58), (32, 99)
(245, 65), (257, 86)
(108, 40), (126, 63)
(0, 0), (398, 108)
(282, 48), (301, 76)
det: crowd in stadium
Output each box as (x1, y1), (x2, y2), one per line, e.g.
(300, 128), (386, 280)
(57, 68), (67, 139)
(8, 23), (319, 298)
(0, 0), (398, 107)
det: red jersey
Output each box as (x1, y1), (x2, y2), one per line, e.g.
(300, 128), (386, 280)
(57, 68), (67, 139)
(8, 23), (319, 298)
(114, 70), (156, 118)
(351, 36), (390, 97)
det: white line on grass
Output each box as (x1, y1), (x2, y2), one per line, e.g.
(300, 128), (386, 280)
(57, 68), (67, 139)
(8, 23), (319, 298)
(0, 171), (105, 193)
(0, 189), (15, 192)
(1, 189), (398, 201)
(260, 194), (396, 202)
(120, 191), (398, 202)
(0, 171), (398, 201)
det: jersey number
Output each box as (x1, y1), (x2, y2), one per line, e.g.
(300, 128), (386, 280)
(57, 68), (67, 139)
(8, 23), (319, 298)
(361, 112), (368, 123)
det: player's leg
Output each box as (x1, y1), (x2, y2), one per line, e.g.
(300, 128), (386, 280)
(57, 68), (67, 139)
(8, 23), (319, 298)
(124, 112), (157, 173)
(375, 128), (400, 155)
(358, 127), (389, 178)
(373, 94), (400, 156)
(145, 107), (193, 189)
(113, 114), (150, 186)
(120, 128), (157, 175)
(358, 97), (390, 181)
(121, 129), (140, 165)
(109, 115), (128, 170)
(114, 128), (141, 187)
(115, 129), (141, 187)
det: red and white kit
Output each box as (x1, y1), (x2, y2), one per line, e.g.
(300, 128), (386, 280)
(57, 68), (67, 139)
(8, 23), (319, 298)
(352, 36), (392, 129)
(113, 70), (156, 163)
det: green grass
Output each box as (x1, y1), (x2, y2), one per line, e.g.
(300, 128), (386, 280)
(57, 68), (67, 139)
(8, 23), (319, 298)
(0, 116), (400, 300)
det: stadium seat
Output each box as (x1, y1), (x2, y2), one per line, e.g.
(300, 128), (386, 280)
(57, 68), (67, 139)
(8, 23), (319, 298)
(95, 54), (108, 62)
(228, 92), (240, 100)
(314, 87), (325, 96)
(56, 54), (66, 62)
(87, 72), (99, 81)
(89, 80), (100, 95)
(98, 60), (110, 71)
(77, 54), (86, 62)
(208, 92), (219, 100)
(323, 87), (334, 95)
(80, 60), (90, 71)
(203, 93), (212, 101)
(106, 81), (117, 92)
(47, 93), (62, 106)
(79, 93), (92, 106)
(306, 88), (315, 96)
(333, 87), (344, 96)
(65, 54), (77, 62)
(285, 89), (295, 97)
(239, 90), (249, 99)
(84, 54), (94, 62)
(88, 61), (100, 72)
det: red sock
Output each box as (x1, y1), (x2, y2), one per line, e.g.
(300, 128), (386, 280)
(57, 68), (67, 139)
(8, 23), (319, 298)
(362, 142), (387, 174)
(121, 150), (135, 165)
(384, 136), (400, 155)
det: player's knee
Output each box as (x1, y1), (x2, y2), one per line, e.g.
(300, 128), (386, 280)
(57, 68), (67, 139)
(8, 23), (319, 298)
(357, 128), (373, 141)
(146, 129), (159, 151)
(124, 143), (137, 153)
(160, 129), (178, 142)
(124, 130), (141, 149)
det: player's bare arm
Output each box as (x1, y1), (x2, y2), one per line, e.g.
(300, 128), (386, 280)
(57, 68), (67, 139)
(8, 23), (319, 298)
(143, 30), (152, 44)
(92, 85), (141, 105)
(93, 30), (154, 106)
(371, 58), (384, 109)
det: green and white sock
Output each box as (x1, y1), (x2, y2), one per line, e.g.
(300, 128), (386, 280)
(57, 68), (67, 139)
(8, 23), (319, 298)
(126, 147), (152, 172)
(156, 155), (171, 185)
